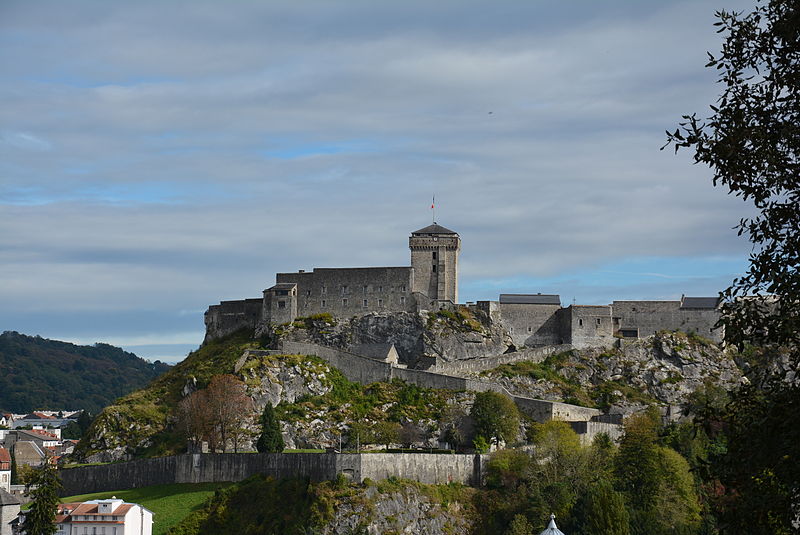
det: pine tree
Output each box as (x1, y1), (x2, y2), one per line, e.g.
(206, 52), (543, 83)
(256, 403), (284, 453)
(23, 459), (63, 535)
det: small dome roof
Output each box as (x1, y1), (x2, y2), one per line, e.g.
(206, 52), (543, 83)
(411, 223), (458, 235)
(539, 514), (565, 535)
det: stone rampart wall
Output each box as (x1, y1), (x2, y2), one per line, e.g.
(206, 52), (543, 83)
(497, 303), (564, 347)
(278, 341), (598, 425)
(428, 344), (573, 375)
(280, 341), (393, 384)
(611, 301), (722, 343)
(204, 299), (263, 342)
(276, 267), (415, 321)
(59, 453), (486, 496)
(568, 421), (624, 444)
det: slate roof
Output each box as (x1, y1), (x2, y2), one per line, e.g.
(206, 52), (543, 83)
(411, 223), (458, 235)
(500, 294), (561, 305)
(539, 514), (565, 535)
(680, 296), (721, 309)
(0, 488), (20, 506)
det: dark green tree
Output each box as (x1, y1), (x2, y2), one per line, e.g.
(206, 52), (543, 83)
(255, 403), (284, 453)
(505, 514), (534, 535)
(470, 391), (520, 446)
(23, 460), (63, 535)
(665, 1), (800, 355)
(666, 2), (800, 532)
(580, 479), (630, 535)
(10, 448), (18, 485)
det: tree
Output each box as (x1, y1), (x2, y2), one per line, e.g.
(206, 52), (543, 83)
(205, 374), (254, 453)
(579, 479), (630, 535)
(177, 389), (212, 451)
(665, 3), (800, 532)
(255, 403), (284, 453)
(372, 420), (401, 450)
(665, 1), (800, 356)
(470, 391), (520, 447)
(23, 459), (63, 535)
(505, 514), (534, 535)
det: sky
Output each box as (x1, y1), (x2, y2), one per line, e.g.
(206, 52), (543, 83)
(1, 0), (756, 363)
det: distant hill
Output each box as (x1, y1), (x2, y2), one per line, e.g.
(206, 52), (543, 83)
(0, 331), (172, 414)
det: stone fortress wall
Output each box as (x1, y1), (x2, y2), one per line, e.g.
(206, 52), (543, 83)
(59, 452), (488, 497)
(275, 267), (416, 319)
(204, 222), (722, 353)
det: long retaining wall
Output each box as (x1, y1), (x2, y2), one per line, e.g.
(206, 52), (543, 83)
(59, 453), (486, 497)
(276, 341), (602, 423)
(427, 344), (573, 375)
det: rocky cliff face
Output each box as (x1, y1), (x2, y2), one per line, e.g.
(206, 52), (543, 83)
(320, 483), (472, 535)
(480, 332), (743, 417)
(276, 308), (512, 368)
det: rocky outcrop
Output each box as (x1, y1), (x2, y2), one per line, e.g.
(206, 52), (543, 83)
(277, 309), (512, 369)
(481, 332), (743, 417)
(321, 483), (472, 535)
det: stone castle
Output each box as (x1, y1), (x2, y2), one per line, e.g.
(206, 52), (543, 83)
(204, 223), (722, 351)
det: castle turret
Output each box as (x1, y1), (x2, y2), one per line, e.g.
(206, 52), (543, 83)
(409, 223), (460, 303)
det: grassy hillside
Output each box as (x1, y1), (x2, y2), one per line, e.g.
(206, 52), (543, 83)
(76, 329), (261, 459)
(0, 331), (171, 414)
(60, 482), (231, 535)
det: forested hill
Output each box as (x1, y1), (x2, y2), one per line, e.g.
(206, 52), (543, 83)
(0, 331), (171, 414)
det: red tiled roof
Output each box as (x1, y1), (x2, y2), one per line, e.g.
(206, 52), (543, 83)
(70, 503), (133, 517)
(0, 448), (11, 463)
(32, 412), (53, 419)
(27, 429), (59, 439)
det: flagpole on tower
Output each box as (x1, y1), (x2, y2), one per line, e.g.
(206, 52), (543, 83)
(431, 195), (435, 224)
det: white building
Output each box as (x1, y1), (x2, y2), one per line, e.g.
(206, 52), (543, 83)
(48, 498), (153, 535)
(0, 449), (10, 493)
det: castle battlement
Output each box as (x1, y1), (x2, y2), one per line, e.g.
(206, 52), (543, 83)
(203, 224), (722, 349)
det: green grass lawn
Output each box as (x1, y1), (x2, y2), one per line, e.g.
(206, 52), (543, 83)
(61, 482), (232, 535)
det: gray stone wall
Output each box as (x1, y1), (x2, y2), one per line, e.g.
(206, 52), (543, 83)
(428, 345), (573, 375)
(564, 306), (615, 349)
(275, 267), (415, 322)
(59, 453), (486, 496)
(495, 303), (563, 348)
(279, 342), (393, 385)
(568, 421), (624, 445)
(204, 299), (263, 342)
(611, 301), (722, 342)
(513, 397), (601, 422)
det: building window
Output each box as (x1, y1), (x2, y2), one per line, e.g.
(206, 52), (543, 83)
(342, 298), (348, 306)
(278, 301), (286, 309)
(401, 285), (406, 292)
(322, 285), (327, 294)
(378, 285), (383, 292)
(306, 290), (311, 297)
(321, 300), (327, 307)
(363, 285), (368, 294)
(579, 319), (583, 327)
(363, 299), (368, 308)
(432, 251), (437, 260)
(400, 296), (405, 305)
(527, 327), (532, 332)
(341, 285), (348, 295)
(276, 290), (289, 296)
(378, 299), (383, 307)
(432, 265), (437, 272)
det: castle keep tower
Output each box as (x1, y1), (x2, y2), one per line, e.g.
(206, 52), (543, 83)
(410, 223), (460, 303)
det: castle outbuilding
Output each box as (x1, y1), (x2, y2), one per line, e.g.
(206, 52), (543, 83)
(204, 223), (722, 349)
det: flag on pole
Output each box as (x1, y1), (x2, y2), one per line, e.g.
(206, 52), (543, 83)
(431, 195), (435, 209)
